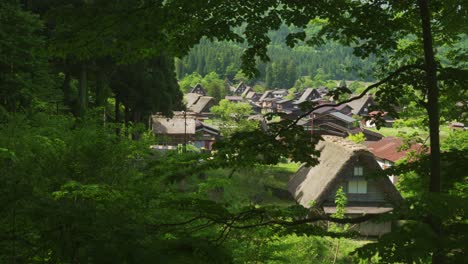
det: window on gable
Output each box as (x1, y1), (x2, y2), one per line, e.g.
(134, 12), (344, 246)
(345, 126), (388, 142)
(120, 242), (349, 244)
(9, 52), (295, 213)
(354, 166), (363, 176)
(348, 180), (367, 194)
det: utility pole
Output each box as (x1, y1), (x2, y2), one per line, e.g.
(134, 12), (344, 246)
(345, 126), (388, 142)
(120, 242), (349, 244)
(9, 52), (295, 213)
(183, 111), (187, 153)
(310, 113), (314, 137)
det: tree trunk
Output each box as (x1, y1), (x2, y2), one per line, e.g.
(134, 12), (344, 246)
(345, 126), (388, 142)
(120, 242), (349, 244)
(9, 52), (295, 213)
(417, 0), (443, 263)
(115, 96), (121, 136)
(78, 62), (87, 116)
(62, 70), (72, 109)
(95, 68), (106, 107)
(124, 104), (130, 137)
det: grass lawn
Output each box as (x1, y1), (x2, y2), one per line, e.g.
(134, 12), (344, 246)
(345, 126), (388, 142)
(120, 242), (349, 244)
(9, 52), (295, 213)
(368, 125), (451, 142)
(202, 162), (301, 207)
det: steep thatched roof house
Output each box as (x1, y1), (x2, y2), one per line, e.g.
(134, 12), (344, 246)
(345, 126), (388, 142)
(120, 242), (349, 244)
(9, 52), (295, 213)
(186, 93), (202, 108)
(191, 96), (215, 114)
(259, 90), (274, 102)
(233, 82), (249, 95)
(260, 97), (279, 113)
(241, 86), (252, 97)
(295, 88), (321, 103)
(346, 94), (375, 116)
(288, 136), (402, 236)
(185, 94), (216, 116)
(151, 113), (197, 145)
(151, 112), (219, 150)
(190, 83), (207, 96)
(245, 91), (261, 102)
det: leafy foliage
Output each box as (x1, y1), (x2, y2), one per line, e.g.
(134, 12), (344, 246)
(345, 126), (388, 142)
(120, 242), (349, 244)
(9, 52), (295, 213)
(347, 132), (366, 144)
(0, 1), (56, 112)
(210, 99), (256, 135)
(179, 72), (226, 102)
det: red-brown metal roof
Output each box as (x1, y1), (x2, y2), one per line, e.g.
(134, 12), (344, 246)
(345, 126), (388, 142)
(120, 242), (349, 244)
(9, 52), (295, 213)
(366, 137), (426, 162)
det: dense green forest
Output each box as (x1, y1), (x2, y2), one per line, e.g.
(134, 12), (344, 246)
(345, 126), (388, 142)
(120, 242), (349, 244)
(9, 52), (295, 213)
(175, 24), (376, 89)
(1, 0), (467, 263)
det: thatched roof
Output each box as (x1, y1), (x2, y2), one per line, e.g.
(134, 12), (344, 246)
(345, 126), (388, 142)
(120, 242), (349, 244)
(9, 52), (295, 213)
(186, 93), (201, 107)
(190, 83), (207, 95)
(245, 91), (260, 102)
(188, 96), (215, 113)
(298, 88), (320, 102)
(259, 91), (273, 101)
(233, 82), (248, 94)
(195, 120), (220, 136)
(346, 94), (374, 115)
(152, 115), (196, 135)
(241, 86), (252, 97)
(288, 136), (402, 209)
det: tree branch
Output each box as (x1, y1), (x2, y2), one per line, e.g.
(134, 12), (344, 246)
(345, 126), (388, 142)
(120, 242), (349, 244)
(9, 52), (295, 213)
(228, 213), (376, 229)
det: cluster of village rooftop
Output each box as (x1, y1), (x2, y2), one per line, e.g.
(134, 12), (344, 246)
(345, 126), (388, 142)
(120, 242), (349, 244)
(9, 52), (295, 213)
(151, 81), (422, 172)
(151, 82), (444, 237)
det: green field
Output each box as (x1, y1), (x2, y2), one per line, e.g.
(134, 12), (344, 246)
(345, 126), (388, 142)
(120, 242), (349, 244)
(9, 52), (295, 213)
(368, 125), (451, 142)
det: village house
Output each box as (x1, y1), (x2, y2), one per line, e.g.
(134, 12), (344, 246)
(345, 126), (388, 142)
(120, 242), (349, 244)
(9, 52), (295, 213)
(224, 95), (244, 103)
(248, 101), (262, 114)
(186, 93), (202, 107)
(314, 112), (359, 129)
(189, 83), (207, 96)
(292, 88), (322, 108)
(232, 81), (249, 95)
(299, 109), (384, 142)
(276, 98), (294, 112)
(185, 93), (216, 117)
(245, 91), (261, 102)
(272, 89), (289, 99)
(151, 112), (219, 150)
(316, 86), (330, 97)
(259, 90), (274, 102)
(241, 86), (252, 97)
(299, 111), (359, 137)
(312, 104), (353, 117)
(274, 98), (304, 119)
(260, 98), (279, 113)
(288, 136), (403, 236)
(346, 94), (375, 117)
(365, 137), (427, 184)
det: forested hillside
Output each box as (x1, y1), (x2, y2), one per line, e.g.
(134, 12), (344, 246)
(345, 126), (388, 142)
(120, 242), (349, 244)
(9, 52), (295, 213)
(176, 24), (376, 88)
